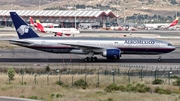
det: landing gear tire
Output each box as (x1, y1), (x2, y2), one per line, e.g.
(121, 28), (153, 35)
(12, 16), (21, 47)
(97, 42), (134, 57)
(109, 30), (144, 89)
(84, 57), (97, 62)
(91, 57), (94, 62)
(158, 58), (161, 62)
(91, 57), (97, 62)
(84, 57), (88, 62)
(158, 55), (162, 62)
(88, 57), (91, 61)
(94, 57), (97, 61)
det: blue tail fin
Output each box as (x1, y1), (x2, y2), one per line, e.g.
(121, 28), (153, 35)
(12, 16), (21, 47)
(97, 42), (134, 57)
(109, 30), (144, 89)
(10, 12), (39, 39)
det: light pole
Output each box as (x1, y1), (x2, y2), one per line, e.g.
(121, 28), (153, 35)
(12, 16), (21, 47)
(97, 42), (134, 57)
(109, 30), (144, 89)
(111, 69), (115, 84)
(39, 0), (41, 10)
(10, 4), (13, 10)
(74, 0), (77, 29)
(72, 75), (74, 87)
(168, 67), (172, 85)
(75, 16), (76, 29)
(128, 67), (131, 83)
(123, 2), (126, 23)
(97, 68), (101, 87)
(176, 4), (177, 18)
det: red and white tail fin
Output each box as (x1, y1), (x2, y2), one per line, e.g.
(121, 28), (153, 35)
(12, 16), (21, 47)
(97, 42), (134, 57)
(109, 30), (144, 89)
(29, 17), (37, 27)
(169, 18), (179, 27)
(36, 21), (46, 33)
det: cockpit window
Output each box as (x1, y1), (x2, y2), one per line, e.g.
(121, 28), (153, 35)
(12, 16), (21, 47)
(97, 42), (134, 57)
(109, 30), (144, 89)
(167, 43), (172, 46)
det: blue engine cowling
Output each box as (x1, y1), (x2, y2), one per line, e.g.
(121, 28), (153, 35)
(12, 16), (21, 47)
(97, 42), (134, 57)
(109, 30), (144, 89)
(102, 49), (121, 59)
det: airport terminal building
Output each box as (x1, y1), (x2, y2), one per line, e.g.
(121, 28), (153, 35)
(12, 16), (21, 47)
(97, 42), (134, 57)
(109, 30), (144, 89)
(0, 10), (117, 28)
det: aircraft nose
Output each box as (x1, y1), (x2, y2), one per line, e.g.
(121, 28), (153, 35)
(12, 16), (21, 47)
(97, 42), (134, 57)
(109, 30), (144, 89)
(171, 45), (176, 51)
(167, 43), (176, 51)
(173, 46), (176, 49)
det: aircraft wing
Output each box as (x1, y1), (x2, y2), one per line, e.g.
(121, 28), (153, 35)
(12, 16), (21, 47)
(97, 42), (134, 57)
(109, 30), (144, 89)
(59, 42), (115, 51)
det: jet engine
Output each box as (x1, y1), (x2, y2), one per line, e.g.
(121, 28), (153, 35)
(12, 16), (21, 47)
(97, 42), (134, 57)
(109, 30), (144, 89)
(54, 32), (63, 36)
(102, 49), (121, 59)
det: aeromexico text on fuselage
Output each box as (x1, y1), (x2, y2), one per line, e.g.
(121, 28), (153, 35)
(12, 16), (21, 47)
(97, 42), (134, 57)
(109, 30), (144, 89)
(124, 40), (155, 44)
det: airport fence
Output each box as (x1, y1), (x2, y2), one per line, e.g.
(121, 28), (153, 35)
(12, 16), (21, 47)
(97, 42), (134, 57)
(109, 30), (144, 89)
(0, 63), (180, 85)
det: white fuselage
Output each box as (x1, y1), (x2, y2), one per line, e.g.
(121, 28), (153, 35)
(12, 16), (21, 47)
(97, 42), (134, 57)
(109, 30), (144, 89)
(144, 23), (169, 29)
(10, 37), (175, 55)
(44, 28), (80, 34)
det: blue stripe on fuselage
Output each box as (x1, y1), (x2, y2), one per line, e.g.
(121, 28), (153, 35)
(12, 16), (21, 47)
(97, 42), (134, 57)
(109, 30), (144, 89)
(119, 48), (174, 54)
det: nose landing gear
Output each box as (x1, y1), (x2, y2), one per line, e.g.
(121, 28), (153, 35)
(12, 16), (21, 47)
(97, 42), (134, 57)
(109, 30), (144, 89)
(158, 55), (162, 62)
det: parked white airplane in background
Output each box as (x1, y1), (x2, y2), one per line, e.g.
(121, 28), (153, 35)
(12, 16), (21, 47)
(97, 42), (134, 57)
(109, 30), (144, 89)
(110, 26), (123, 30)
(8, 12), (176, 62)
(29, 17), (59, 28)
(110, 26), (137, 31)
(144, 18), (179, 30)
(35, 20), (80, 37)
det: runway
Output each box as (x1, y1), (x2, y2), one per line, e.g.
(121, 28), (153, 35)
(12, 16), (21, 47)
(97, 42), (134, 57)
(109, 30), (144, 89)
(80, 29), (180, 36)
(0, 46), (179, 65)
(0, 58), (179, 63)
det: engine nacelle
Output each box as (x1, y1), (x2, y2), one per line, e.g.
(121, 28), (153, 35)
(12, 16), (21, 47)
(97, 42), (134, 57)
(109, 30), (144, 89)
(54, 32), (63, 36)
(102, 49), (121, 59)
(48, 25), (53, 28)
(64, 34), (71, 36)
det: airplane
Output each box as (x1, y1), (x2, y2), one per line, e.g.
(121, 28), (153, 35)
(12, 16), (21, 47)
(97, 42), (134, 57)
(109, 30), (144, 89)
(29, 17), (37, 27)
(124, 26), (137, 31)
(110, 26), (123, 30)
(144, 18), (179, 30)
(29, 17), (59, 28)
(35, 20), (80, 37)
(9, 12), (175, 62)
(110, 26), (137, 31)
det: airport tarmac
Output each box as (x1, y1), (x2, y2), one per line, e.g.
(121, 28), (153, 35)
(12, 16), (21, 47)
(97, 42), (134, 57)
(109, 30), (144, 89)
(0, 28), (179, 68)
(1, 27), (180, 34)
(0, 28), (180, 37)
(1, 28), (180, 45)
(0, 28), (179, 101)
(0, 31), (180, 41)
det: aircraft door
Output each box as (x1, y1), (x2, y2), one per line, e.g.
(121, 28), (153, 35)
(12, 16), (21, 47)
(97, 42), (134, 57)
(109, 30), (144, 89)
(156, 42), (160, 48)
(41, 41), (48, 46)
(41, 41), (50, 47)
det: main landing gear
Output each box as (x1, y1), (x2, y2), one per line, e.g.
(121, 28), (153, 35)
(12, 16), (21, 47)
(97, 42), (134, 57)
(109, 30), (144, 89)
(84, 52), (97, 62)
(84, 57), (97, 62)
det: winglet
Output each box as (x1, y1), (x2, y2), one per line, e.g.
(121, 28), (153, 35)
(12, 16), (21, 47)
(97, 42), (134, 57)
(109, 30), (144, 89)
(10, 12), (39, 39)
